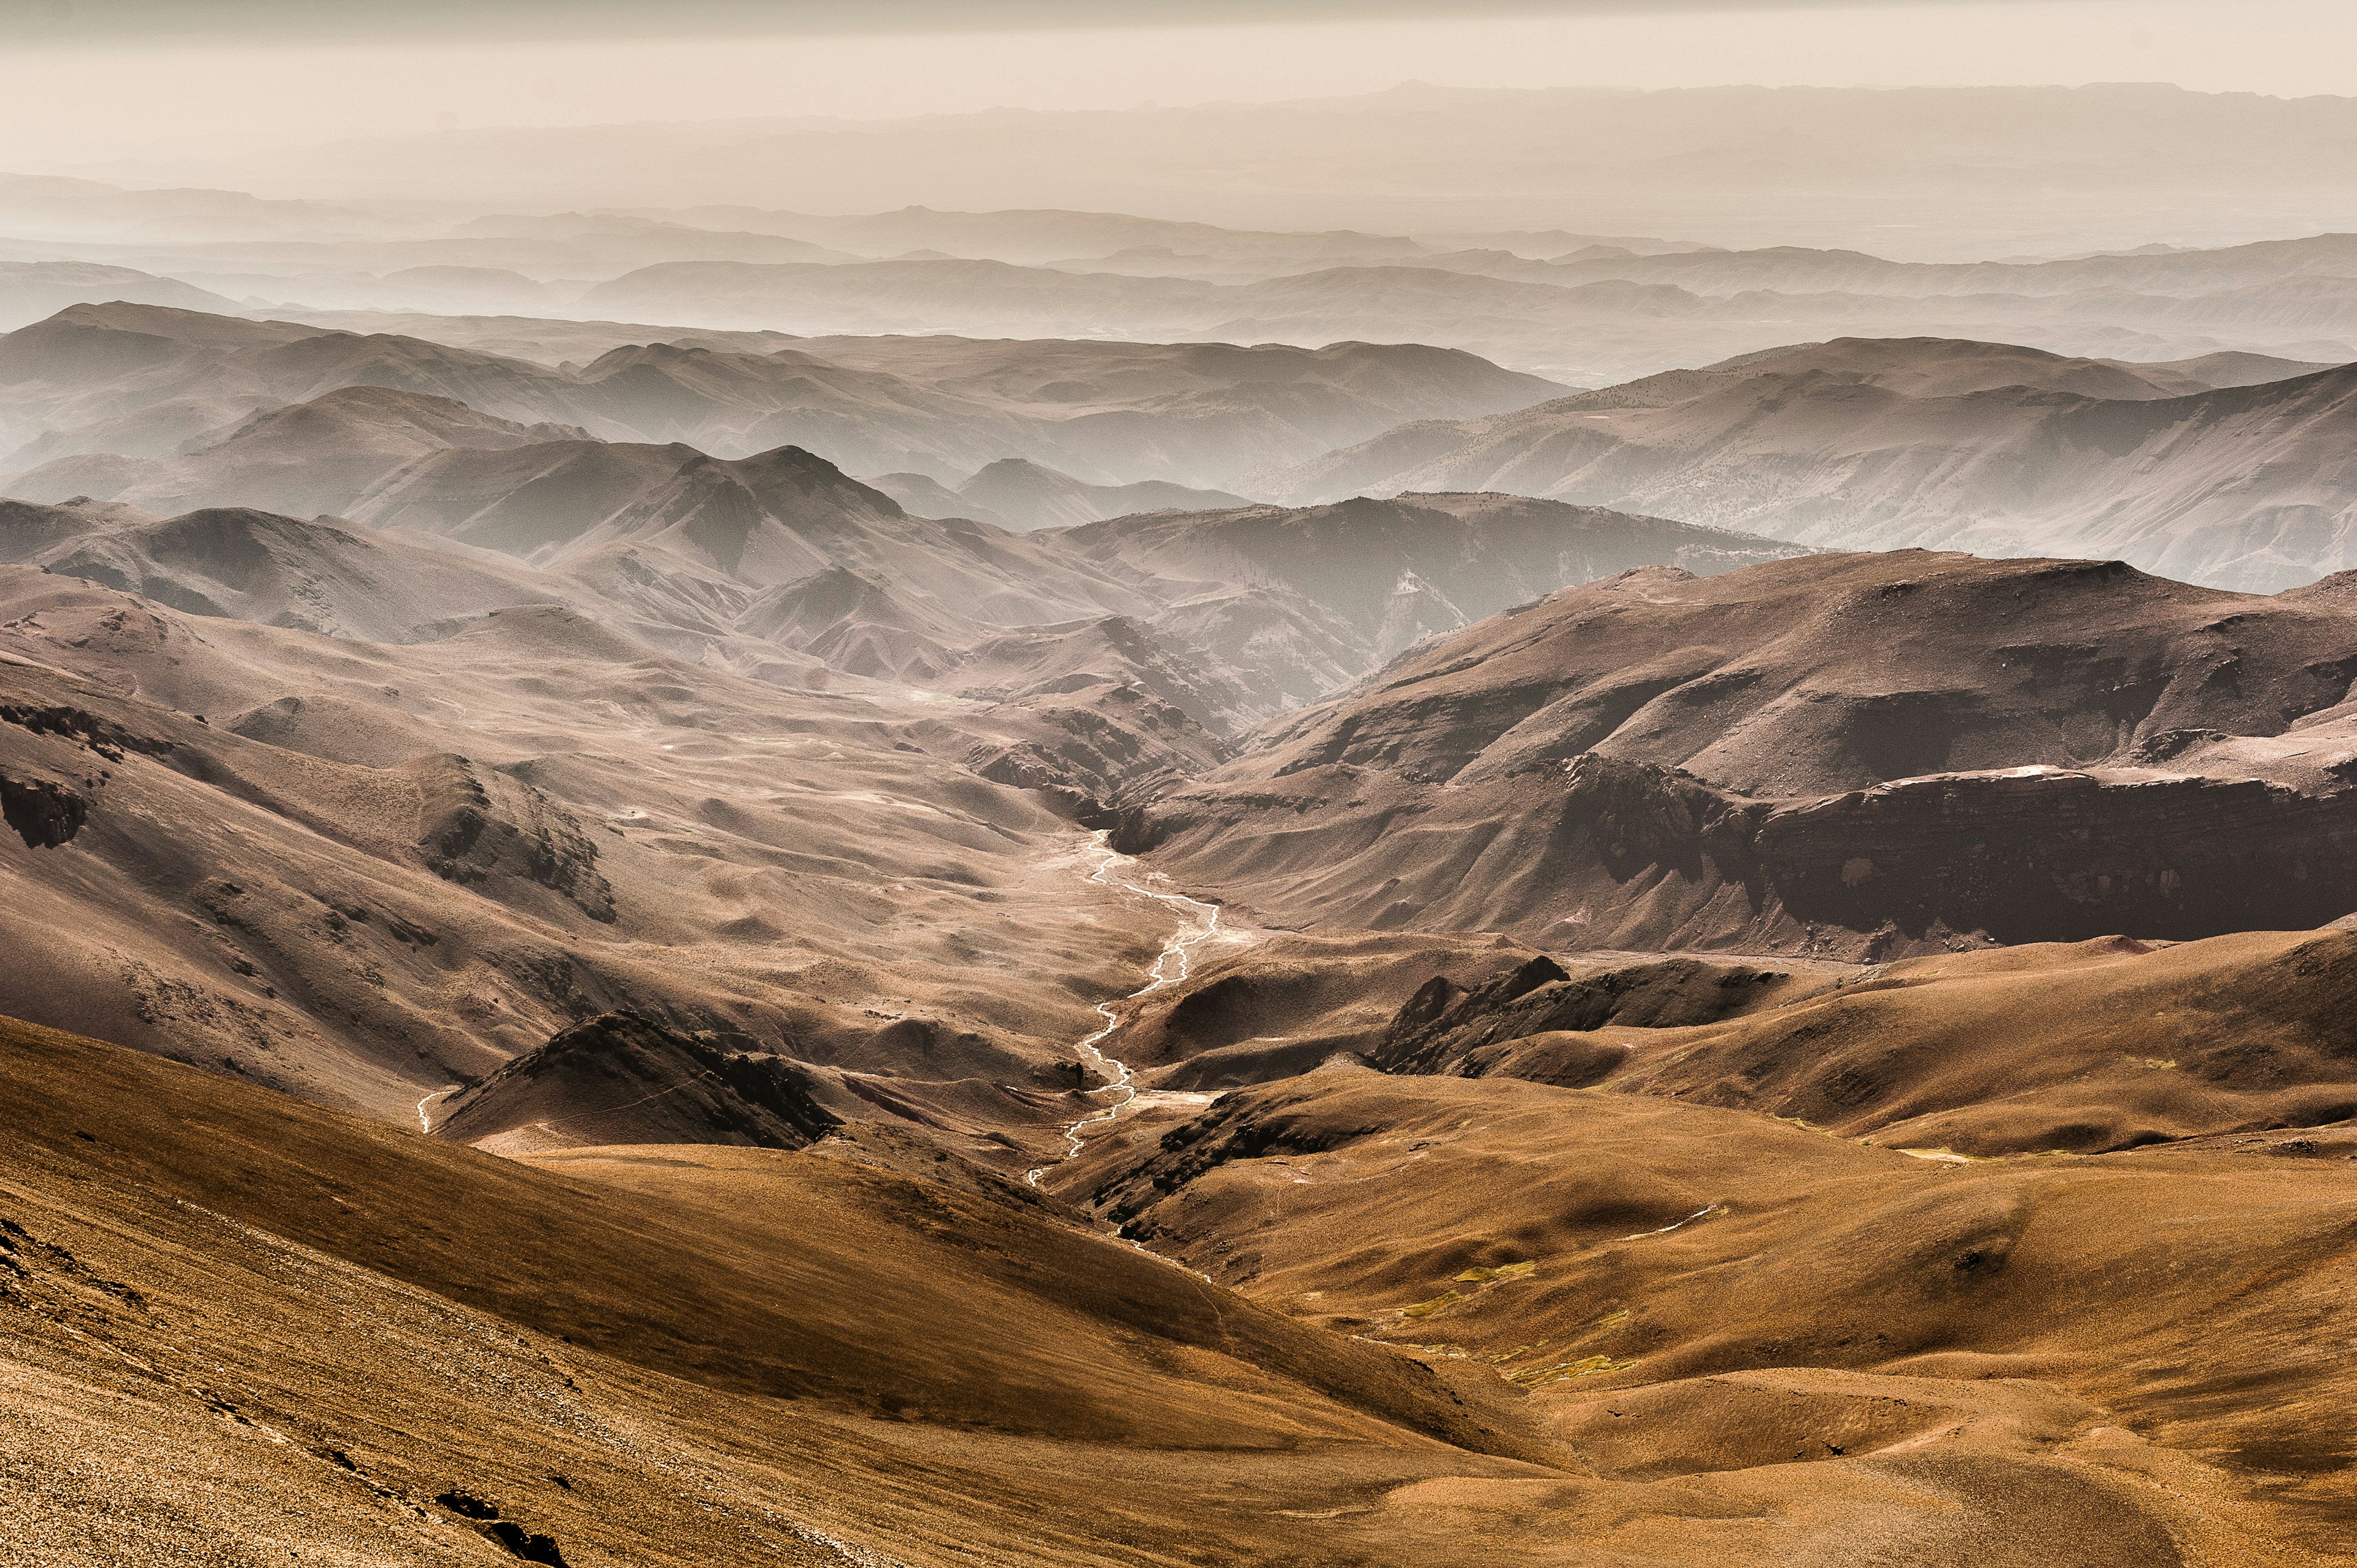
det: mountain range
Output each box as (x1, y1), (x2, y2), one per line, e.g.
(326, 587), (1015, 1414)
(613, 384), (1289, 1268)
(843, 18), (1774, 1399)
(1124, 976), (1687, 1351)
(242, 84), (2357, 254)
(1275, 337), (2357, 591)
(9, 226), (2357, 1559)
(0, 301), (1566, 489)
(15, 147), (2357, 392)
(17, 306), (2356, 596)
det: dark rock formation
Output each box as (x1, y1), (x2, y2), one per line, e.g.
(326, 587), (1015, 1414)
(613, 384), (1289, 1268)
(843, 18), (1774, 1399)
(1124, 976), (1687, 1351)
(1372, 951), (1800, 1078)
(0, 774), (85, 848)
(434, 1011), (841, 1151)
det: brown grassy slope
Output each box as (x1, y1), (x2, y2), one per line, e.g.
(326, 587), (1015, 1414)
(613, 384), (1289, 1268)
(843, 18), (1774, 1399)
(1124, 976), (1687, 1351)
(14, 1008), (2345, 1567)
(0, 1011), (1585, 1567)
(1399, 929), (2357, 1155)
(1115, 927), (2357, 1154)
(1066, 1067), (2357, 1564)
(1604, 930), (2357, 1153)
(0, 1010), (1519, 1451)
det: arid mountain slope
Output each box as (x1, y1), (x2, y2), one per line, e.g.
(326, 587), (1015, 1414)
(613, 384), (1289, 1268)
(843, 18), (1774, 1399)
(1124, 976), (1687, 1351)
(0, 570), (1188, 1141)
(917, 456), (1248, 532)
(0, 304), (598, 474)
(252, 307), (810, 365)
(428, 1010), (846, 1154)
(787, 333), (1570, 485)
(1132, 550), (2357, 955)
(1275, 339), (2357, 592)
(352, 438), (1158, 622)
(6, 384), (586, 519)
(1678, 336), (2219, 398)
(0, 260), (238, 330)
(1062, 490), (1811, 668)
(2121, 349), (2342, 390)
(919, 491), (1808, 736)
(0, 496), (579, 641)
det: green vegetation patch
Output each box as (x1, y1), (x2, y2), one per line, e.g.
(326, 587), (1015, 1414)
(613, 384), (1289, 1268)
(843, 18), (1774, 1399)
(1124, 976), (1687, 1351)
(1506, 1354), (1638, 1387)
(1454, 1261), (1536, 1284)
(1402, 1289), (1461, 1319)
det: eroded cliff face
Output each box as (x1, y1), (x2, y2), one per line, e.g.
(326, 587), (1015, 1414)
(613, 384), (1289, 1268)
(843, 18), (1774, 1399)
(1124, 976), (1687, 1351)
(1140, 752), (2357, 959)
(0, 773), (84, 848)
(1748, 763), (2357, 943)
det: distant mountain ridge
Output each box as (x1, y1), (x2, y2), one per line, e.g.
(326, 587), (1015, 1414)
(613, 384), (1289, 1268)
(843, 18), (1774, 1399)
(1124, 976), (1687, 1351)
(872, 457), (1250, 532)
(0, 301), (1567, 492)
(1274, 337), (2357, 592)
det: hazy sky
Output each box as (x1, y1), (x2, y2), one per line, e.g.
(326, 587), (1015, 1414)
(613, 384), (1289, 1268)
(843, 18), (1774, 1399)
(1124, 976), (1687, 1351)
(2, 0), (2350, 185)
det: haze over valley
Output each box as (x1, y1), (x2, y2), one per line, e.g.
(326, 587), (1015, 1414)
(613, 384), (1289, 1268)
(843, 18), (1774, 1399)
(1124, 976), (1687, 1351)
(6, 4), (2357, 1566)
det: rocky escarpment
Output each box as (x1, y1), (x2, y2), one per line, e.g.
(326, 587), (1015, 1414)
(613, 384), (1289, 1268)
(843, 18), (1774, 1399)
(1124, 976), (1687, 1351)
(1562, 751), (2357, 948)
(0, 698), (177, 849)
(1746, 762), (2357, 942)
(1140, 751), (2357, 957)
(1372, 949), (1800, 1079)
(0, 774), (85, 848)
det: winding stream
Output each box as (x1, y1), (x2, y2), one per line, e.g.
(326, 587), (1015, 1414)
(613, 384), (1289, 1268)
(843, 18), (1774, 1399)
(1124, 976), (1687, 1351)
(414, 1084), (460, 1135)
(1026, 833), (1223, 1188)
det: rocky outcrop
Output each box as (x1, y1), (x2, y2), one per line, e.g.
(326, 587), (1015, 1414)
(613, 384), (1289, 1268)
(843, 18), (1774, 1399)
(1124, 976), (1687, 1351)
(1373, 949), (1797, 1079)
(0, 774), (83, 848)
(434, 1010), (842, 1153)
(0, 699), (176, 849)
(410, 754), (615, 923)
(0, 701), (173, 762)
